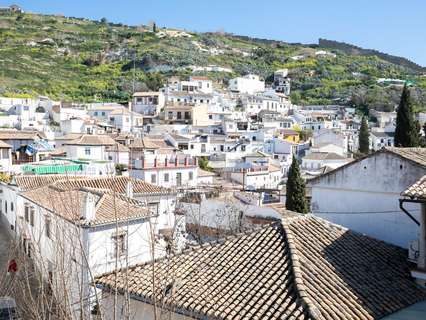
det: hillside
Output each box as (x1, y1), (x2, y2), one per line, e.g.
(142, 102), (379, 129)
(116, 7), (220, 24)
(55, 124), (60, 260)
(0, 11), (425, 112)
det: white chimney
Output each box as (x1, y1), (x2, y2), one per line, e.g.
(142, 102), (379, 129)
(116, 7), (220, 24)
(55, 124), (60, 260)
(81, 192), (97, 221)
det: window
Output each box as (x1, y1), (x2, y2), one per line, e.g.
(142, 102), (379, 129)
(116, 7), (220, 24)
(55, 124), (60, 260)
(208, 115), (213, 120)
(2, 149), (8, 159)
(4, 201), (7, 213)
(164, 173), (169, 182)
(25, 205), (29, 222)
(10, 202), (13, 212)
(176, 172), (182, 186)
(0, 200), (2, 213)
(30, 207), (35, 227)
(101, 112), (106, 116)
(112, 232), (127, 257)
(94, 111), (98, 116)
(184, 112), (190, 120)
(151, 174), (157, 184)
(136, 97), (142, 103)
(177, 112), (182, 119)
(125, 117), (129, 123)
(168, 111), (173, 120)
(189, 172), (193, 180)
(85, 147), (91, 156)
(45, 216), (51, 239)
(190, 144), (194, 149)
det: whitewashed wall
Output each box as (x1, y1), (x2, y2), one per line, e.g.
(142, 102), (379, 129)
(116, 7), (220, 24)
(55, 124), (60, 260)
(309, 152), (426, 248)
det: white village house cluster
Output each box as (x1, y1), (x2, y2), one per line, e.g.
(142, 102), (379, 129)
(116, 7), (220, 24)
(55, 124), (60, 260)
(2, 67), (426, 319)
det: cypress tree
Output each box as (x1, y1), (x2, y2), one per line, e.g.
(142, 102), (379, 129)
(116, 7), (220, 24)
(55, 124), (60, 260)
(394, 85), (419, 147)
(285, 156), (309, 214)
(358, 116), (370, 154)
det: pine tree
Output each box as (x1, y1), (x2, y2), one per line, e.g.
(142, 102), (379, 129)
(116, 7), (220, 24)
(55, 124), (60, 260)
(358, 116), (370, 154)
(285, 156), (309, 214)
(394, 85), (420, 147)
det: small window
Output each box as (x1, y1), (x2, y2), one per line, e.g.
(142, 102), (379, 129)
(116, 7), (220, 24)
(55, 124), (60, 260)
(151, 174), (157, 184)
(208, 115), (213, 120)
(85, 147), (91, 156)
(45, 216), (51, 239)
(112, 232), (127, 257)
(164, 173), (169, 182)
(101, 112), (106, 116)
(30, 207), (35, 227)
(190, 144), (194, 149)
(25, 205), (29, 222)
(94, 111), (98, 116)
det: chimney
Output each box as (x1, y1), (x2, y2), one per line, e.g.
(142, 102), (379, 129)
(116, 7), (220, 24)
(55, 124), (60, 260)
(81, 191), (97, 221)
(126, 180), (133, 198)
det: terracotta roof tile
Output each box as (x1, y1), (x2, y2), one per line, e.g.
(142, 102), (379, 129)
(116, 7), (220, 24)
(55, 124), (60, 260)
(402, 175), (426, 199)
(65, 134), (116, 146)
(95, 216), (426, 319)
(21, 186), (152, 226)
(13, 175), (173, 195)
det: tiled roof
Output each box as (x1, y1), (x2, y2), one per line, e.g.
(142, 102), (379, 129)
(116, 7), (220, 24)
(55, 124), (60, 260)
(0, 140), (11, 148)
(21, 186), (152, 226)
(371, 131), (395, 138)
(13, 174), (82, 191)
(0, 130), (45, 140)
(197, 168), (216, 177)
(95, 216), (426, 319)
(54, 133), (84, 141)
(385, 147), (426, 167)
(13, 175), (173, 195)
(129, 137), (175, 150)
(402, 175), (426, 199)
(303, 152), (347, 161)
(65, 134), (116, 146)
(52, 176), (173, 195)
(105, 143), (129, 152)
(133, 91), (160, 97)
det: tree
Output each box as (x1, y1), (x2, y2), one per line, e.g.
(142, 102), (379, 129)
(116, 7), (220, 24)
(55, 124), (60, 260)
(394, 85), (420, 147)
(358, 116), (369, 154)
(285, 156), (309, 214)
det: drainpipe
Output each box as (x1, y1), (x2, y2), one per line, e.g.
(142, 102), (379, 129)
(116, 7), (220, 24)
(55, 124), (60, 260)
(419, 203), (426, 270)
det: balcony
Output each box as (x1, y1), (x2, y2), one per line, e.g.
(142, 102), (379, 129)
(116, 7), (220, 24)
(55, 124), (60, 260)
(131, 155), (197, 169)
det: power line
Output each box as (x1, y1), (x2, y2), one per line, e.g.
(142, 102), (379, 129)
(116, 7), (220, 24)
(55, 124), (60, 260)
(314, 209), (420, 215)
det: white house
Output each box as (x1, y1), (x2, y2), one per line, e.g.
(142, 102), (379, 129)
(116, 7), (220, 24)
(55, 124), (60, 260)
(308, 147), (426, 248)
(132, 91), (165, 118)
(0, 174), (181, 317)
(64, 134), (126, 164)
(228, 74), (265, 94)
(197, 168), (216, 185)
(230, 152), (282, 190)
(0, 140), (12, 172)
(302, 152), (351, 171)
(370, 131), (395, 150)
(129, 137), (198, 188)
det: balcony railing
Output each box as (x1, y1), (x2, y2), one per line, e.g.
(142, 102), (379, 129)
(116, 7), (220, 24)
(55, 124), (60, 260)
(131, 156), (197, 169)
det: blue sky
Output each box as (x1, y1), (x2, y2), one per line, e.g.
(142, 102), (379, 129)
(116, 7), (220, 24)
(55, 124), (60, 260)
(10, 0), (426, 66)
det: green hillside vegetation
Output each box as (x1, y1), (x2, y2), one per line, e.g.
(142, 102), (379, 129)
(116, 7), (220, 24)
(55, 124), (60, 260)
(0, 11), (425, 112)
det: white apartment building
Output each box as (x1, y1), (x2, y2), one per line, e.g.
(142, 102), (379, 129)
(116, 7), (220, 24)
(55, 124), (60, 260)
(129, 137), (198, 188)
(229, 74), (265, 94)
